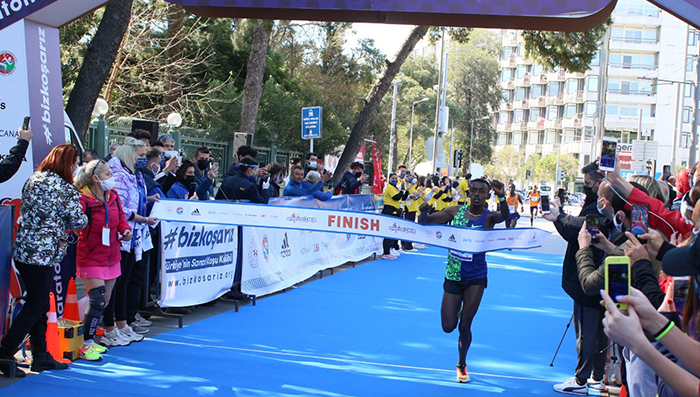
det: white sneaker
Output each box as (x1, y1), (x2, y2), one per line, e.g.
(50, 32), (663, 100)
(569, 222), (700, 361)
(587, 378), (605, 392)
(414, 243), (428, 250)
(134, 313), (152, 327)
(101, 329), (131, 347)
(553, 377), (588, 395)
(118, 325), (144, 342)
(390, 248), (401, 257)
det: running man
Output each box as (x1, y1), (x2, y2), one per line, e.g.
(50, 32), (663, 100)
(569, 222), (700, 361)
(526, 185), (540, 226)
(418, 178), (509, 383)
(505, 184), (523, 228)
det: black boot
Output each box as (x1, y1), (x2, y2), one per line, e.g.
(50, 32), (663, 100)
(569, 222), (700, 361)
(0, 344), (25, 378)
(30, 351), (68, 372)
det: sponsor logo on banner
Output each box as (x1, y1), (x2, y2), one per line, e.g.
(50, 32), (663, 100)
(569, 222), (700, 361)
(448, 234), (456, 242)
(262, 235), (269, 261)
(0, 52), (16, 76)
(287, 213), (317, 223)
(313, 243), (320, 252)
(436, 231), (443, 239)
(191, 208), (201, 216)
(388, 223), (417, 234)
(281, 233), (292, 257)
(327, 214), (379, 231)
(176, 207), (184, 214)
(248, 237), (259, 268)
(300, 246), (311, 254)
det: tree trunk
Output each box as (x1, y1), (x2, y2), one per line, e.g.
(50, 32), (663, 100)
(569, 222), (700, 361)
(65, 0), (133, 141)
(165, 4), (185, 107)
(331, 25), (429, 187)
(240, 19), (273, 136)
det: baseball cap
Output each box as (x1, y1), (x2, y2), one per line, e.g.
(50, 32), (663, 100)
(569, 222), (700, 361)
(350, 161), (364, 170)
(662, 235), (700, 276)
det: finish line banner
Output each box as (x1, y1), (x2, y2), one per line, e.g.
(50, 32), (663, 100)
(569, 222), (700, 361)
(151, 200), (550, 253)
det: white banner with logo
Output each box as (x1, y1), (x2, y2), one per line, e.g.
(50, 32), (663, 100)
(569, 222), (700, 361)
(241, 228), (381, 297)
(159, 221), (238, 307)
(151, 200), (550, 253)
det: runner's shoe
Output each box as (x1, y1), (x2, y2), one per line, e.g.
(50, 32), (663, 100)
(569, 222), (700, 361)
(381, 254), (397, 260)
(80, 344), (103, 361)
(118, 325), (144, 342)
(553, 377), (588, 395)
(101, 329), (131, 347)
(456, 364), (470, 383)
(92, 342), (108, 354)
(134, 313), (152, 327)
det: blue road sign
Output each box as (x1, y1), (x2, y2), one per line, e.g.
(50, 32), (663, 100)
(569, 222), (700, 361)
(302, 106), (322, 139)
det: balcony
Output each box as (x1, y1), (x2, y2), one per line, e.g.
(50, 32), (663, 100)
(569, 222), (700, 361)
(609, 38), (660, 53)
(548, 71), (566, 82)
(603, 115), (655, 131)
(497, 123), (512, 132)
(503, 34), (519, 47)
(544, 119), (563, 129)
(502, 101), (513, 111)
(547, 93), (564, 106)
(613, 12), (661, 27)
(562, 117), (582, 129)
(501, 56), (517, 69)
(514, 74), (531, 87)
(529, 96), (546, 108)
(533, 73), (548, 85)
(528, 120), (545, 130)
(513, 121), (528, 131)
(606, 90), (656, 105)
(608, 64), (657, 78)
(501, 80), (515, 90)
(517, 57), (533, 65)
(564, 91), (585, 103)
(513, 99), (529, 110)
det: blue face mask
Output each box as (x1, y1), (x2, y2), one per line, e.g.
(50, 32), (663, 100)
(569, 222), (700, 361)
(135, 157), (148, 170)
(248, 174), (256, 182)
(400, 172), (406, 179)
(389, 179), (397, 186)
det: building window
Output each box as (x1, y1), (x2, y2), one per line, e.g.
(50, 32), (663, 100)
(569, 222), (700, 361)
(681, 133), (691, 148)
(566, 79), (582, 94)
(515, 87), (529, 101)
(585, 102), (597, 118)
(531, 84), (544, 98)
(688, 56), (696, 72)
(502, 46), (517, 59)
(685, 83), (695, 98)
(689, 30), (698, 47)
(546, 106), (559, 121)
(590, 51), (600, 67)
(587, 76), (599, 92)
(609, 52), (657, 70)
(502, 90), (514, 102)
(516, 65), (530, 78)
(499, 111), (511, 123)
(607, 77), (654, 95)
(530, 108), (544, 122)
(513, 110), (525, 123)
(683, 107), (693, 123)
(532, 63), (544, 75)
(502, 68), (515, 81)
(548, 82), (561, 96)
(564, 104), (578, 119)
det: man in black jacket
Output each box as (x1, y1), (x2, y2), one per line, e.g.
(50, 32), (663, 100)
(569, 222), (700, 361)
(543, 162), (609, 396)
(216, 157), (270, 204)
(0, 127), (32, 183)
(340, 162), (366, 194)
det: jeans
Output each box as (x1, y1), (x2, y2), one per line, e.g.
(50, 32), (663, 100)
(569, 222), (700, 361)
(0, 262), (53, 356)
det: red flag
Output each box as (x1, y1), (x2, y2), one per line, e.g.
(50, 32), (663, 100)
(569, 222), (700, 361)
(371, 143), (385, 194)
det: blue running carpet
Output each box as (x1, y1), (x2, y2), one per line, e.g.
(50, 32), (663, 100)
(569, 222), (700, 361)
(1, 247), (581, 396)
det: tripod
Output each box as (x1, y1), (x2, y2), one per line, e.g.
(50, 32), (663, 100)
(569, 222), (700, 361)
(550, 314), (575, 366)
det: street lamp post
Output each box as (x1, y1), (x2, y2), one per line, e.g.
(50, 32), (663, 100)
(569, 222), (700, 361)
(388, 79), (400, 179)
(432, 42), (486, 174)
(409, 97), (429, 166)
(469, 116), (490, 167)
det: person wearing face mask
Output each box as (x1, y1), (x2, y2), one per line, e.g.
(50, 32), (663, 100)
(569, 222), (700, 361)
(381, 172), (408, 260)
(541, 162), (611, 396)
(104, 137), (156, 347)
(167, 161), (198, 200)
(340, 162), (366, 195)
(0, 145), (88, 377)
(142, 149), (165, 212)
(304, 152), (320, 177)
(265, 162), (284, 198)
(215, 157), (270, 203)
(193, 146), (217, 200)
(73, 160), (133, 361)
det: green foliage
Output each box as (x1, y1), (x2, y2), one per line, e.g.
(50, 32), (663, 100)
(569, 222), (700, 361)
(484, 146), (524, 184)
(522, 153), (541, 183)
(522, 17), (612, 73)
(534, 154), (579, 187)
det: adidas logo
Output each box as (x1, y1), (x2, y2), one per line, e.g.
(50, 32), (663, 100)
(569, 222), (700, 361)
(448, 234), (456, 242)
(281, 233), (292, 257)
(191, 208), (201, 216)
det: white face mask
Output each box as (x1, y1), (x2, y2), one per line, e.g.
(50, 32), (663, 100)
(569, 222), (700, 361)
(308, 161), (317, 168)
(151, 163), (161, 175)
(96, 176), (117, 191)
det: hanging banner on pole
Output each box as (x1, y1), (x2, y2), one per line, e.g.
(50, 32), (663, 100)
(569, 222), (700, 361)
(151, 200), (550, 253)
(159, 221), (238, 307)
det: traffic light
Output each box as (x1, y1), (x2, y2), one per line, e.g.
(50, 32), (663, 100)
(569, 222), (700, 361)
(557, 170), (565, 181)
(453, 149), (463, 168)
(526, 169), (531, 179)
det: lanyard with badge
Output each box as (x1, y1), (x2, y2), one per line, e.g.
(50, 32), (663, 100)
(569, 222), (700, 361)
(91, 188), (111, 246)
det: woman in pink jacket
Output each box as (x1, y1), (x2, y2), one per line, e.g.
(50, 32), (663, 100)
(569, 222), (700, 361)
(74, 160), (132, 361)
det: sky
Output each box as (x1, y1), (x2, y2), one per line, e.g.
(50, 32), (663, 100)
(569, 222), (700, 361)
(348, 23), (416, 58)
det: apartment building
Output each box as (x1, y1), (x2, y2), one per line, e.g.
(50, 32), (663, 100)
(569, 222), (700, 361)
(495, 0), (700, 178)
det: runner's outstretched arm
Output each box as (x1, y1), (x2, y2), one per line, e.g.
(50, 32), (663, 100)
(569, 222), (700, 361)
(486, 180), (508, 228)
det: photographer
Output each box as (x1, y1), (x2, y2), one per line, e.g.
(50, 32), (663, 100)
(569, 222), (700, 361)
(0, 126), (32, 183)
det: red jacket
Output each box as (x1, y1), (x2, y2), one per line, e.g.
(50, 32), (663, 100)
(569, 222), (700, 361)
(625, 187), (694, 239)
(76, 187), (131, 268)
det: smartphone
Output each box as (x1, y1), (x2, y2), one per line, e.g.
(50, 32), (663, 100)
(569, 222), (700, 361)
(540, 195), (551, 214)
(630, 204), (649, 235)
(605, 256), (631, 310)
(188, 182), (197, 196)
(22, 116), (30, 130)
(662, 165), (671, 181)
(164, 150), (182, 166)
(586, 214), (600, 238)
(600, 137), (618, 172)
(673, 277), (689, 314)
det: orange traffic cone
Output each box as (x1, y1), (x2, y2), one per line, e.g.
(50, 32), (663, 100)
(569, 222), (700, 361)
(63, 278), (80, 322)
(46, 292), (70, 364)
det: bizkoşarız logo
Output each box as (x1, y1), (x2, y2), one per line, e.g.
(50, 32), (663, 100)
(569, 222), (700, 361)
(0, 52), (16, 76)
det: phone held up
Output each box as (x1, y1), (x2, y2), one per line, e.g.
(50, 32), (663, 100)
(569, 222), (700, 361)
(22, 116), (30, 130)
(630, 204), (649, 239)
(599, 137), (618, 172)
(586, 214), (600, 243)
(605, 256), (631, 310)
(540, 195), (551, 214)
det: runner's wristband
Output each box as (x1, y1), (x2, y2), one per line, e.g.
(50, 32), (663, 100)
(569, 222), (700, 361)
(653, 320), (674, 341)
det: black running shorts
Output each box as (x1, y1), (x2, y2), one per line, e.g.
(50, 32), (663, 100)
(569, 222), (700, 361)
(443, 278), (487, 295)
